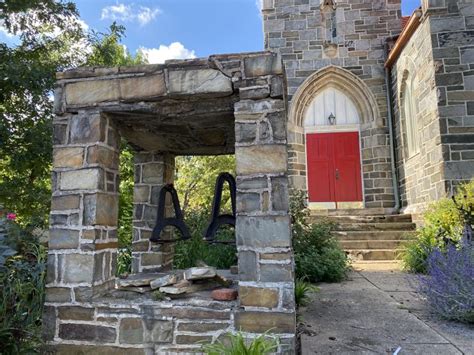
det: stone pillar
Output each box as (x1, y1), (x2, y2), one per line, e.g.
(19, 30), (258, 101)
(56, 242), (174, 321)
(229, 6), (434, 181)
(234, 60), (296, 352)
(132, 152), (174, 273)
(44, 111), (120, 338)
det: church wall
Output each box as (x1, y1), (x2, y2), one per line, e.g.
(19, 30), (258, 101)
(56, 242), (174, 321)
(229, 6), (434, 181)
(392, 0), (474, 220)
(262, 0), (402, 209)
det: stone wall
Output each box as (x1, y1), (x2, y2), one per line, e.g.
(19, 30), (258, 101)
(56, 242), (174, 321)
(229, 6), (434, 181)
(45, 52), (296, 354)
(262, 0), (402, 209)
(391, 0), (474, 218)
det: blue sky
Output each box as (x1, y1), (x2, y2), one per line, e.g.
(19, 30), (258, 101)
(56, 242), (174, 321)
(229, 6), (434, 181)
(1, 0), (422, 63)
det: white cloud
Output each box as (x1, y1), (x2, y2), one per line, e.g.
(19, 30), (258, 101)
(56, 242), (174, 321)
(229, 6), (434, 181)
(139, 42), (196, 64)
(101, 3), (161, 26)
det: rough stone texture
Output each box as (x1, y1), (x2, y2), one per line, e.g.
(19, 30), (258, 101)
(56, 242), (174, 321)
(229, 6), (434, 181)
(47, 52), (295, 353)
(263, 0), (402, 208)
(240, 286), (279, 308)
(392, 0), (474, 219)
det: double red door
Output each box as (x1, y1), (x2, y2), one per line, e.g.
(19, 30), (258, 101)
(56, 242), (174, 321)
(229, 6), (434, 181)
(306, 132), (362, 203)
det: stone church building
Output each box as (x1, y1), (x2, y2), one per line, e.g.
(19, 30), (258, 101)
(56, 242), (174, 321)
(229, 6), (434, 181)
(263, 0), (474, 219)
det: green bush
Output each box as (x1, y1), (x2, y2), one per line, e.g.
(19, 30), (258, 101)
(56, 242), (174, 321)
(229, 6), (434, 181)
(290, 190), (349, 283)
(400, 179), (474, 273)
(173, 209), (237, 270)
(0, 219), (46, 353)
(202, 331), (278, 355)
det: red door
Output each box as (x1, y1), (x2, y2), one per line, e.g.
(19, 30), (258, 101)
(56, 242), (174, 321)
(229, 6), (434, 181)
(306, 132), (362, 203)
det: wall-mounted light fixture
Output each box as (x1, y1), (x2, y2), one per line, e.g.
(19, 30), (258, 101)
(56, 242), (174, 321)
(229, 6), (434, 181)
(328, 113), (336, 125)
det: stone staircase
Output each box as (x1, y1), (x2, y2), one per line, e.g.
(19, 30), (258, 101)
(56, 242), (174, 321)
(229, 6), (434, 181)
(308, 210), (416, 264)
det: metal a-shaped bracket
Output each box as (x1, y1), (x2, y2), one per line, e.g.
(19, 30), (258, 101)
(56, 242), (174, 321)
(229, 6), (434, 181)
(204, 172), (236, 243)
(150, 184), (191, 243)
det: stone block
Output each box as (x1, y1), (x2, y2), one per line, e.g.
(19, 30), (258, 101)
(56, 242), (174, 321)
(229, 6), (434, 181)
(235, 123), (257, 143)
(271, 177), (289, 211)
(238, 250), (258, 281)
(45, 345), (145, 355)
(49, 229), (79, 249)
(69, 114), (105, 143)
(260, 263), (293, 282)
(42, 306), (56, 341)
(235, 311), (295, 333)
(238, 177), (268, 190)
(60, 168), (103, 190)
(168, 69), (233, 96)
(119, 74), (166, 100)
(53, 123), (67, 145)
(53, 147), (84, 168)
(184, 267), (217, 280)
(59, 323), (116, 342)
(51, 194), (80, 211)
(237, 192), (261, 213)
(236, 145), (287, 175)
(45, 287), (72, 302)
(58, 306), (94, 321)
(150, 320), (174, 343)
(87, 146), (119, 167)
(237, 216), (291, 248)
(234, 99), (285, 113)
(119, 318), (144, 344)
(244, 55), (283, 77)
(239, 85), (270, 100)
(133, 185), (150, 203)
(142, 163), (164, 184)
(240, 286), (279, 308)
(176, 335), (213, 345)
(63, 254), (94, 283)
(83, 193), (118, 226)
(141, 252), (163, 266)
(177, 322), (228, 332)
(65, 79), (120, 105)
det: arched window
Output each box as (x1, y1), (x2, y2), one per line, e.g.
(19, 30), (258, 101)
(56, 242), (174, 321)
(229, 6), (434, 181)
(304, 87), (360, 128)
(403, 75), (420, 157)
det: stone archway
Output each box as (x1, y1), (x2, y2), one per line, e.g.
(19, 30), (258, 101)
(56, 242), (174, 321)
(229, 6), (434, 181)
(286, 66), (394, 210)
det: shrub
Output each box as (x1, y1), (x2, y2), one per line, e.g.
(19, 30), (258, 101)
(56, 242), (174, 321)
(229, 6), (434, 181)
(173, 209), (237, 270)
(290, 190), (349, 283)
(202, 331), (278, 355)
(418, 240), (474, 323)
(0, 219), (46, 353)
(401, 179), (474, 273)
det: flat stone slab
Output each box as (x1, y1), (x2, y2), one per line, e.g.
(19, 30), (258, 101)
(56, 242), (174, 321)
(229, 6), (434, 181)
(117, 273), (168, 288)
(301, 271), (474, 354)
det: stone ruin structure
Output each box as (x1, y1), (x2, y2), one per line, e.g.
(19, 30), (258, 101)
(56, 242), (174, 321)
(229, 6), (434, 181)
(44, 52), (296, 354)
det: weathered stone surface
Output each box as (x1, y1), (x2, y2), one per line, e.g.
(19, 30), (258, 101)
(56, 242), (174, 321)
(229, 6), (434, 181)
(49, 229), (79, 249)
(168, 69), (233, 96)
(176, 334), (213, 345)
(133, 185), (149, 203)
(260, 263), (293, 282)
(66, 79), (119, 105)
(119, 318), (144, 344)
(149, 320), (174, 343)
(238, 250), (257, 281)
(142, 163), (164, 184)
(244, 55), (283, 77)
(239, 85), (270, 100)
(42, 306), (56, 341)
(236, 145), (287, 175)
(237, 216), (291, 248)
(45, 345), (146, 355)
(150, 273), (180, 289)
(53, 147), (84, 168)
(240, 286), (279, 308)
(51, 195), (80, 211)
(58, 306), (94, 321)
(83, 193), (118, 226)
(141, 252), (163, 266)
(59, 323), (117, 342)
(87, 145), (119, 167)
(271, 177), (289, 211)
(69, 114), (105, 144)
(63, 254), (94, 283)
(237, 192), (261, 213)
(119, 74), (166, 100)
(237, 177), (268, 190)
(178, 322), (229, 332)
(235, 311), (295, 333)
(60, 169), (102, 190)
(45, 287), (72, 302)
(184, 267), (217, 280)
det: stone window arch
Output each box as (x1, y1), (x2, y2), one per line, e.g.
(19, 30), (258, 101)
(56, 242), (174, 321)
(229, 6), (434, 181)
(289, 66), (381, 129)
(400, 70), (420, 157)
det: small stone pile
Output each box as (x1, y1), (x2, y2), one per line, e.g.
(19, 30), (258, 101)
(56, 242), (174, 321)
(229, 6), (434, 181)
(117, 267), (237, 300)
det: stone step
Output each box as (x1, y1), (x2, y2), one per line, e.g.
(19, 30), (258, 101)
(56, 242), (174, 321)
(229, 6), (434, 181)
(334, 230), (414, 241)
(334, 222), (416, 231)
(310, 208), (397, 217)
(308, 214), (413, 224)
(340, 240), (404, 250)
(346, 249), (399, 261)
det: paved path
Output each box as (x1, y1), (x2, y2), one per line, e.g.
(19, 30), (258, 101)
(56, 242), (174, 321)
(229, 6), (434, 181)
(300, 271), (474, 355)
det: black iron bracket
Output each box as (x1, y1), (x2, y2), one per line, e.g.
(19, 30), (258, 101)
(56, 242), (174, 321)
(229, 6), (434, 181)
(150, 184), (191, 243)
(204, 172), (236, 243)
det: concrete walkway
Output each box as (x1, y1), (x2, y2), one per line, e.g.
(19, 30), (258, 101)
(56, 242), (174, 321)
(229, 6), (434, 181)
(300, 271), (474, 355)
